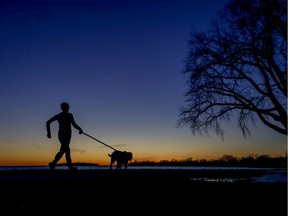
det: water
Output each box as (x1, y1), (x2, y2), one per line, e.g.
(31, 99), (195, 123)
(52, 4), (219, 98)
(0, 165), (286, 183)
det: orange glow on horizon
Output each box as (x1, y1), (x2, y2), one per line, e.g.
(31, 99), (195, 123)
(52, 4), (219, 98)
(0, 151), (286, 167)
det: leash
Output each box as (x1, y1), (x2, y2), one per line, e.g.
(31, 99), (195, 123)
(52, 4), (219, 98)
(82, 132), (118, 151)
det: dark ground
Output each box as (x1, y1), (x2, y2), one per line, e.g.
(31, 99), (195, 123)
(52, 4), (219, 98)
(0, 169), (286, 215)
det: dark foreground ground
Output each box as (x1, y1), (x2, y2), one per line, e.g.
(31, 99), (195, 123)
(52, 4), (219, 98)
(0, 168), (286, 215)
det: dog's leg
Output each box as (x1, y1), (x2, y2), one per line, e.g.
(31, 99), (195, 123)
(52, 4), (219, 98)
(116, 161), (121, 170)
(110, 159), (115, 170)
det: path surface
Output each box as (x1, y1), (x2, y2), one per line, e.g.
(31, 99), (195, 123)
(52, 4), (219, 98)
(0, 169), (286, 215)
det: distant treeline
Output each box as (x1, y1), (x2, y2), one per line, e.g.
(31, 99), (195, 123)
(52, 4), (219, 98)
(57, 162), (99, 166)
(130, 154), (287, 168)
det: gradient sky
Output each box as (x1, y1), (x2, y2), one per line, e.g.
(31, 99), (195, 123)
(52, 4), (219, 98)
(0, 0), (286, 166)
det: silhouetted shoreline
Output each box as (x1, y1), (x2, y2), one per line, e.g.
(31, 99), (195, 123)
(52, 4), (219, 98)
(0, 169), (286, 215)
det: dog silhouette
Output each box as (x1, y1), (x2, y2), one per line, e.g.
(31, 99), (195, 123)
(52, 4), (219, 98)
(108, 150), (133, 170)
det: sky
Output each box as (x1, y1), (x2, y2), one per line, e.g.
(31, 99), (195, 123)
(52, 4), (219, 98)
(0, 0), (286, 166)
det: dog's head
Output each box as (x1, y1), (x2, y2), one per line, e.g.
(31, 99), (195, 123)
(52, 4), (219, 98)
(124, 151), (133, 161)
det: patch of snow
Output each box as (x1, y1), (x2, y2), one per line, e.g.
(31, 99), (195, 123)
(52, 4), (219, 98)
(252, 171), (287, 183)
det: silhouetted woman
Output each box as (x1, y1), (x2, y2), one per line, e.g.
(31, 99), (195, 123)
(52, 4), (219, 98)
(46, 102), (83, 170)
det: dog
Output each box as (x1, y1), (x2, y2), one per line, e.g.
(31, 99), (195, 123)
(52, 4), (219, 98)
(108, 150), (133, 170)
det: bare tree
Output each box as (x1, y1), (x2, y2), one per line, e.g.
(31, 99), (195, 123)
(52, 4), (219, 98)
(177, 0), (287, 138)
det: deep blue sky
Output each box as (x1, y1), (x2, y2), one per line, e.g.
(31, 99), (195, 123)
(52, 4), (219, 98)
(0, 0), (286, 165)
